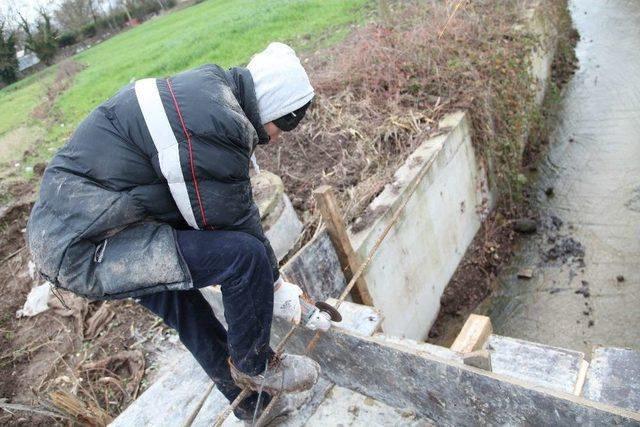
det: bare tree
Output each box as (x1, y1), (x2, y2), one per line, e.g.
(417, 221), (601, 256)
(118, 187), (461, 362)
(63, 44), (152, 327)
(87, 0), (101, 26)
(54, 0), (92, 31)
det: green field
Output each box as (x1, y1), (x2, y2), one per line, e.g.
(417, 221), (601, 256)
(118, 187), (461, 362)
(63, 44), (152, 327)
(0, 0), (370, 168)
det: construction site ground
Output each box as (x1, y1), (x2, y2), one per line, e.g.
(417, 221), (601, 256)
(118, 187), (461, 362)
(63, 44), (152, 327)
(1, 0), (639, 425)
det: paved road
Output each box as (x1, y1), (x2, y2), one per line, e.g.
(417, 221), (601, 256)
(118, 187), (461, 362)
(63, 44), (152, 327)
(483, 0), (640, 354)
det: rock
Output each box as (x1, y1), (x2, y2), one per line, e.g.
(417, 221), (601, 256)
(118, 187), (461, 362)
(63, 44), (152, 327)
(513, 218), (537, 234)
(575, 281), (590, 298)
(517, 268), (534, 279)
(616, 275), (625, 282)
(550, 215), (563, 228)
(545, 187), (554, 197)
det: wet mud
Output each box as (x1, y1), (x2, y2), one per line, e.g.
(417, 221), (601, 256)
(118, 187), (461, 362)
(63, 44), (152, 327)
(480, 0), (640, 354)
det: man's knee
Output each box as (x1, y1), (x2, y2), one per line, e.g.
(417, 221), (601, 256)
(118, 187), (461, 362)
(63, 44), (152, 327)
(227, 232), (270, 272)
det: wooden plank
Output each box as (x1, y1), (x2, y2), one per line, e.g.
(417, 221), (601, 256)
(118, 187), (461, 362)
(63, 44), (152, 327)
(313, 185), (374, 306)
(273, 326), (640, 426)
(450, 314), (492, 353)
(280, 229), (346, 302)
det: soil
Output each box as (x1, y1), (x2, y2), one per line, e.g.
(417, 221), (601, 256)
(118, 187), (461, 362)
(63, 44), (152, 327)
(0, 186), (181, 425)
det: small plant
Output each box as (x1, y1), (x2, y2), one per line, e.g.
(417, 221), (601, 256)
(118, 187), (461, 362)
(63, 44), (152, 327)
(58, 31), (78, 48)
(81, 22), (97, 38)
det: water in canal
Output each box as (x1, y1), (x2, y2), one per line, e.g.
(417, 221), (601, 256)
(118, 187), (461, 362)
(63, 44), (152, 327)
(481, 0), (640, 354)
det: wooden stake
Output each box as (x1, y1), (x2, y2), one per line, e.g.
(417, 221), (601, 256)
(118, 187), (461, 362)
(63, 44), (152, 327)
(451, 314), (493, 354)
(313, 185), (374, 306)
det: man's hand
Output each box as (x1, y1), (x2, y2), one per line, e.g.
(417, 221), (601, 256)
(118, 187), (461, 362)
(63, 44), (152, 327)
(273, 278), (303, 324)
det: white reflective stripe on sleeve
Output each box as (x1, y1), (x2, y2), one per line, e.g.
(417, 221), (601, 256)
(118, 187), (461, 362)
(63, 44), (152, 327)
(134, 78), (199, 229)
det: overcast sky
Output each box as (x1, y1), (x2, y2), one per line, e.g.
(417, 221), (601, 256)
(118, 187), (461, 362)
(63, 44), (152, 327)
(1, 0), (55, 22)
(1, 0), (116, 25)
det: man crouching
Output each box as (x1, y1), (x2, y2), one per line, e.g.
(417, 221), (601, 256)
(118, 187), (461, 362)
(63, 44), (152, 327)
(27, 42), (320, 424)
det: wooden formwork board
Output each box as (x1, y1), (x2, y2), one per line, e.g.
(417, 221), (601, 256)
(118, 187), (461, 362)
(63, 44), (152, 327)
(274, 326), (640, 426)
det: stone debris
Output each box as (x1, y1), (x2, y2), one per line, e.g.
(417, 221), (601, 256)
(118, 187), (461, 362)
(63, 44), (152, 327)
(517, 268), (534, 279)
(574, 280), (591, 298)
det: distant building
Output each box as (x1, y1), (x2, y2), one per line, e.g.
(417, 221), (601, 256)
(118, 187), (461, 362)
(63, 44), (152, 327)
(17, 50), (41, 72)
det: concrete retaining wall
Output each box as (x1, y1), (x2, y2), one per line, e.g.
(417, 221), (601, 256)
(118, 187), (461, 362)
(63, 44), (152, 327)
(350, 111), (489, 339)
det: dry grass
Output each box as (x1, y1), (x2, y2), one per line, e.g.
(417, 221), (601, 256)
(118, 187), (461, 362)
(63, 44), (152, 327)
(257, 0), (568, 236)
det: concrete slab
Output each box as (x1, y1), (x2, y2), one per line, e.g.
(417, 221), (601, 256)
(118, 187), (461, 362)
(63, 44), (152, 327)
(327, 298), (382, 336)
(110, 354), (210, 427)
(349, 111), (491, 340)
(374, 334), (461, 363)
(192, 378), (334, 427)
(583, 347), (640, 412)
(305, 385), (432, 426)
(487, 334), (585, 394)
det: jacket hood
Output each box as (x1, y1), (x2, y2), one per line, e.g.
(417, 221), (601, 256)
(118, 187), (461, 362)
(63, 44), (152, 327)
(246, 42), (315, 125)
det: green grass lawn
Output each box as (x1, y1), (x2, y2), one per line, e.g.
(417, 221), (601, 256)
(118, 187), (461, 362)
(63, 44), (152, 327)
(0, 70), (56, 136)
(0, 0), (370, 167)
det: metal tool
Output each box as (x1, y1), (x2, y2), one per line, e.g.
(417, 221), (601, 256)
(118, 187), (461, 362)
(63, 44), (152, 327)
(299, 298), (342, 331)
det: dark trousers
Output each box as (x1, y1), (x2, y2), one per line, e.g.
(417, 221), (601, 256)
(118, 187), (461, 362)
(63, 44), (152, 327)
(138, 229), (275, 419)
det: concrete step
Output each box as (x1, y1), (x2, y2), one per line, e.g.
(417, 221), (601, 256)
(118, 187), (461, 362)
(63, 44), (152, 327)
(204, 379), (432, 426)
(486, 334), (586, 394)
(194, 378), (334, 427)
(582, 346), (640, 413)
(304, 384), (431, 426)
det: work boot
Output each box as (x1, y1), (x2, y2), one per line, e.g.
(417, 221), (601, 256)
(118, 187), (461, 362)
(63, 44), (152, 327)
(229, 353), (320, 395)
(239, 394), (294, 427)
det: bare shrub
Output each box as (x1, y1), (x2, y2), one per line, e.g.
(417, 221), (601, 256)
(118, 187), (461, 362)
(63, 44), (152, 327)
(257, 0), (568, 236)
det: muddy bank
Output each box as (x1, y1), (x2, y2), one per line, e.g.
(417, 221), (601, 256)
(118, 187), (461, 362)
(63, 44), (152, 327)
(479, 0), (640, 353)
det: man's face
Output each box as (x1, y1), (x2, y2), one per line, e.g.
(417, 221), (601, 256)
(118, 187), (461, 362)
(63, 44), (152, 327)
(265, 122), (283, 143)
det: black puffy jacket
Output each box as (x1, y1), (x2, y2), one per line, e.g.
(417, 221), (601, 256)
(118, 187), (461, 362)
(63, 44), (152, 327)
(27, 65), (279, 299)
